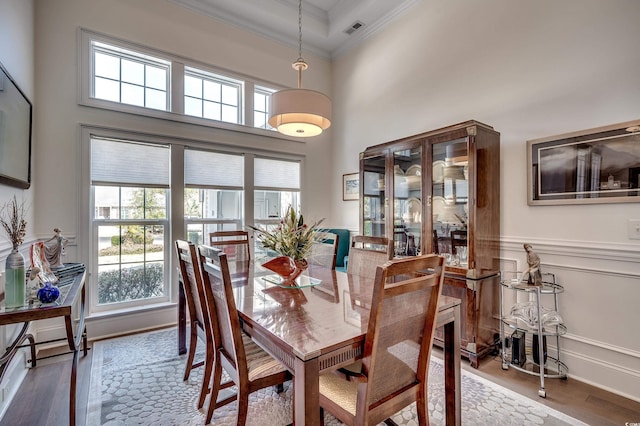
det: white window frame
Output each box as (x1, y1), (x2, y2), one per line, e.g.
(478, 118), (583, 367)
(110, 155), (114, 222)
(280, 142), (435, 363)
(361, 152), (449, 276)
(184, 67), (244, 124)
(91, 40), (171, 111)
(184, 148), (246, 245)
(80, 126), (305, 319)
(88, 136), (172, 314)
(78, 28), (296, 141)
(253, 85), (276, 131)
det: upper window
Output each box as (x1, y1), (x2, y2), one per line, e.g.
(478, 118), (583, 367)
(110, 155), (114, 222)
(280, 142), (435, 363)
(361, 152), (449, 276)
(91, 41), (170, 110)
(184, 67), (243, 124)
(82, 30), (290, 137)
(254, 86), (276, 130)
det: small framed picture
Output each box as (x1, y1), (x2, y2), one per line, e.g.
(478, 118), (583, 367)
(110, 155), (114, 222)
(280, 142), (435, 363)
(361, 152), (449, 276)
(343, 172), (359, 201)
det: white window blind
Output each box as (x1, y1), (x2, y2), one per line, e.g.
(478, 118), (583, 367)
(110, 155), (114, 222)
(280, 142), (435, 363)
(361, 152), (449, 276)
(91, 137), (170, 187)
(184, 149), (244, 188)
(254, 158), (300, 190)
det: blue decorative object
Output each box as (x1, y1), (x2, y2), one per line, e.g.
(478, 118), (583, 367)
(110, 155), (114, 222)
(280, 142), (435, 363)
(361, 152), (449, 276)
(37, 282), (60, 304)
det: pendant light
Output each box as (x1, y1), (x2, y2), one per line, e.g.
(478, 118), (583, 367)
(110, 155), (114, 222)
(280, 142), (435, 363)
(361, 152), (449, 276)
(268, 0), (331, 137)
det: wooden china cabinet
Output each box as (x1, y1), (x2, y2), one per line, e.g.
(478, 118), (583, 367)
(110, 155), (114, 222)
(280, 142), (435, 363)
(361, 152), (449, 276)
(359, 120), (501, 367)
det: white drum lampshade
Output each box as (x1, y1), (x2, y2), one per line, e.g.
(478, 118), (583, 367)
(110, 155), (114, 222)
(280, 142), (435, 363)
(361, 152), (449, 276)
(268, 88), (331, 137)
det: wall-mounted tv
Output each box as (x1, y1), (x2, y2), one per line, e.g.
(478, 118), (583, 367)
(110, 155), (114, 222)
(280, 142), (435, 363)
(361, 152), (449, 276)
(0, 61), (32, 189)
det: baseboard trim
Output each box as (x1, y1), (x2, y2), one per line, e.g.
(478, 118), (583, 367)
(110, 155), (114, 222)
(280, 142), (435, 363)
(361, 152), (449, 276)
(0, 350), (29, 421)
(562, 347), (640, 404)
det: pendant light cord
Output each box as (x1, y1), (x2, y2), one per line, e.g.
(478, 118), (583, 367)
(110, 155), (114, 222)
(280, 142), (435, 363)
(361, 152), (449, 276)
(298, 0), (303, 61)
(294, 0), (307, 88)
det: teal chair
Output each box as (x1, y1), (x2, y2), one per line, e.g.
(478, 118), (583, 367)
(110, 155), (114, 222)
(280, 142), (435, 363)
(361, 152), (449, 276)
(322, 228), (350, 272)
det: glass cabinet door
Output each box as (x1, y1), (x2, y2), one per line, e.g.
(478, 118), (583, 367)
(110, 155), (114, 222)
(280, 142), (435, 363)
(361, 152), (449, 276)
(432, 138), (469, 266)
(393, 146), (422, 256)
(362, 155), (386, 238)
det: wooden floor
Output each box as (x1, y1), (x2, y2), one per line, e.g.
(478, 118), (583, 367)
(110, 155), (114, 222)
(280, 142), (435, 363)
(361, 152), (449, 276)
(3, 345), (640, 425)
(469, 352), (640, 426)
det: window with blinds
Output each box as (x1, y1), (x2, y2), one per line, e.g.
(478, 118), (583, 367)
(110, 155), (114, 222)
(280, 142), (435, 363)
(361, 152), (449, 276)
(184, 148), (245, 245)
(91, 137), (170, 309)
(85, 130), (305, 316)
(254, 157), (300, 236)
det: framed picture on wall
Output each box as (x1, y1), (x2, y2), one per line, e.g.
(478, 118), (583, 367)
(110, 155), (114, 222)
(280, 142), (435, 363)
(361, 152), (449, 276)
(343, 172), (359, 201)
(527, 119), (640, 205)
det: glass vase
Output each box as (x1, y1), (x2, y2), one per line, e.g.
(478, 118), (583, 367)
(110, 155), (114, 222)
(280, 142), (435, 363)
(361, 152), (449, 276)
(5, 246), (26, 308)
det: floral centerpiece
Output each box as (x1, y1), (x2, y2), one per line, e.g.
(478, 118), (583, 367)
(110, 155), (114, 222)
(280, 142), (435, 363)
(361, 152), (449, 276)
(251, 205), (324, 285)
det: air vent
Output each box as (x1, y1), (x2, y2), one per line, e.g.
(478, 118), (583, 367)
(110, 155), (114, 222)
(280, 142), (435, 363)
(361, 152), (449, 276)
(344, 21), (364, 35)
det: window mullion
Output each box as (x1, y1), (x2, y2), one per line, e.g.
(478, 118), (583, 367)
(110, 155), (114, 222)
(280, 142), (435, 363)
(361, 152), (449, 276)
(171, 62), (184, 114)
(245, 80), (254, 128)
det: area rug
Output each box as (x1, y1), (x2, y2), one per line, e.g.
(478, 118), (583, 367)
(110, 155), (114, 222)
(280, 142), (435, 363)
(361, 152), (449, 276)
(86, 328), (587, 426)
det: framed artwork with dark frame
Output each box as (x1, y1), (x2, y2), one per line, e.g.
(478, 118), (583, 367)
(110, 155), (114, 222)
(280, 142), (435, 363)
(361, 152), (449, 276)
(343, 172), (359, 201)
(0, 61), (33, 189)
(527, 119), (640, 205)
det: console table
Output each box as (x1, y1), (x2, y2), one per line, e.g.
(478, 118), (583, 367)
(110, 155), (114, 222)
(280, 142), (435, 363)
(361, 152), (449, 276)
(0, 270), (87, 426)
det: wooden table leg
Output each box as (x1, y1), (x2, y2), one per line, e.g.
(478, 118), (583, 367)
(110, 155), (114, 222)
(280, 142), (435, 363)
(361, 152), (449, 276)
(444, 304), (462, 426)
(293, 357), (320, 426)
(178, 279), (187, 355)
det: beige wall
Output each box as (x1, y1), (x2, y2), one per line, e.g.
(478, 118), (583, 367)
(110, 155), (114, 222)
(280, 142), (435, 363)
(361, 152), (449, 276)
(32, 0), (335, 246)
(0, 0), (35, 415)
(0, 0), (35, 239)
(332, 0), (640, 402)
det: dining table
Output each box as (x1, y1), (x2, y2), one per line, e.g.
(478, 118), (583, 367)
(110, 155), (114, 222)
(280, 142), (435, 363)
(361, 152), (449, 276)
(177, 259), (462, 426)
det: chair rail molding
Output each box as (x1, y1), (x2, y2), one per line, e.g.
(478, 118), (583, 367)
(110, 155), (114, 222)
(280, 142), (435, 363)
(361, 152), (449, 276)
(500, 236), (640, 263)
(562, 334), (640, 362)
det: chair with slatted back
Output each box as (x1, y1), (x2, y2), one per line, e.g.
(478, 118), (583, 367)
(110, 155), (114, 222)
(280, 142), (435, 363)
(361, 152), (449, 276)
(346, 235), (393, 279)
(198, 244), (291, 425)
(175, 240), (215, 409)
(209, 230), (251, 261)
(319, 254), (445, 426)
(307, 231), (339, 270)
(450, 229), (467, 256)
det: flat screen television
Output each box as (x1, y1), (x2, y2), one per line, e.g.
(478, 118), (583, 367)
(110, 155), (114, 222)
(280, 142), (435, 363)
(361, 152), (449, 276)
(0, 61), (32, 189)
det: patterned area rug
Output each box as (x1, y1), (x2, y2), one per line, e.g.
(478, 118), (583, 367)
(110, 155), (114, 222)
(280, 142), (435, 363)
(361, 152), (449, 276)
(86, 328), (587, 426)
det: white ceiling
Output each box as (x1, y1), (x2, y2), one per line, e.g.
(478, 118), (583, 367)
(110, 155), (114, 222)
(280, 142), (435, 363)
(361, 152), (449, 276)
(167, 0), (420, 58)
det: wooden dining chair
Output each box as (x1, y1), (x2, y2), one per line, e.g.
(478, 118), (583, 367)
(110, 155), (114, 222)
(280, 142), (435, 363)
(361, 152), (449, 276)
(208, 230), (251, 261)
(346, 235), (393, 279)
(319, 254), (445, 426)
(307, 231), (339, 269)
(174, 240), (215, 410)
(450, 229), (467, 256)
(198, 244), (291, 425)
(176, 240), (256, 411)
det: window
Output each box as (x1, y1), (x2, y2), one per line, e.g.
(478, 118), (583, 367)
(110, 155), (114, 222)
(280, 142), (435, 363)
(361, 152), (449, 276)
(83, 126), (306, 320)
(254, 157), (300, 255)
(184, 67), (242, 124)
(91, 137), (170, 310)
(82, 30), (293, 138)
(184, 148), (245, 245)
(91, 41), (170, 110)
(254, 86), (275, 130)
